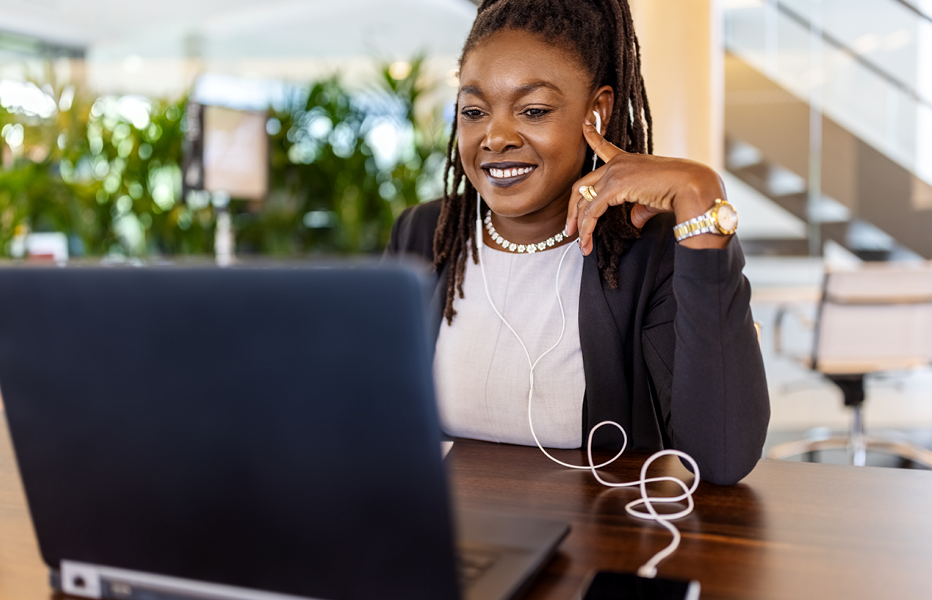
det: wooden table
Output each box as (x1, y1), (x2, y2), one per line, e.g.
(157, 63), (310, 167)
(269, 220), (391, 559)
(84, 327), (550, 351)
(1, 418), (931, 599)
(447, 438), (932, 600)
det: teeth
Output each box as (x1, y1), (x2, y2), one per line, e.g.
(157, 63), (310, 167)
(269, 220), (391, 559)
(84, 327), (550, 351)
(489, 167), (533, 179)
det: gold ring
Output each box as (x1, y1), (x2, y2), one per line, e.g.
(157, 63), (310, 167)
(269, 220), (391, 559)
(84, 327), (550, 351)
(579, 185), (596, 202)
(586, 185), (598, 200)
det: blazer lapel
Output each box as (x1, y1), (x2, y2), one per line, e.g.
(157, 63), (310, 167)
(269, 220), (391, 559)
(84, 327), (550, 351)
(578, 249), (632, 448)
(426, 263), (450, 357)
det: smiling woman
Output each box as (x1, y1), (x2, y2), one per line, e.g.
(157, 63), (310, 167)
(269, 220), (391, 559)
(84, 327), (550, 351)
(385, 0), (770, 487)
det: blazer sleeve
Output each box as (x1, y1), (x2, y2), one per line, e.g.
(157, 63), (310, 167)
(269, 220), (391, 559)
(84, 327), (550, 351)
(642, 236), (770, 485)
(383, 199), (441, 263)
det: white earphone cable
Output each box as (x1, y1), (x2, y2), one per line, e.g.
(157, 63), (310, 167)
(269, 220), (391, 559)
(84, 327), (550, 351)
(476, 221), (622, 470)
(473, 110), (699, 578)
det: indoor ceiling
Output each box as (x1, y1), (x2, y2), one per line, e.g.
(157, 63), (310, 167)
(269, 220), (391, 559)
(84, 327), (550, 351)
(0, 0), (478, 59)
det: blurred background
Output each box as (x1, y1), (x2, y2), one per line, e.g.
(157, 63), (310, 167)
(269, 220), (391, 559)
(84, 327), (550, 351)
(1, 0), (930, 464)
(0, 0), (472, 259)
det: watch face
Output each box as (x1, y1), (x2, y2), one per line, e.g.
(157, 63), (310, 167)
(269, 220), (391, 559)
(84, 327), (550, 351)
(716, 203), (738, 233)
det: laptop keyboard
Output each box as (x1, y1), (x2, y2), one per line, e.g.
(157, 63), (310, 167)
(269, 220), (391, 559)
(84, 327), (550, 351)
(457, 547), (501, 587)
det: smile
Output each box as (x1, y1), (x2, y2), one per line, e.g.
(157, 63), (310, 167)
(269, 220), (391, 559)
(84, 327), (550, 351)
(489, 167), (533, 178)
(481, 162), (537, 188)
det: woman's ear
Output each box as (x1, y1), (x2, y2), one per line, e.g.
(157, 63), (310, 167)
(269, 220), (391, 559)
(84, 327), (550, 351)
(592, 86), (614, 135)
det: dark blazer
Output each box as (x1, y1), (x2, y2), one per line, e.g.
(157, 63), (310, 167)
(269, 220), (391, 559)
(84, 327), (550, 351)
(385, 199), (770, 485)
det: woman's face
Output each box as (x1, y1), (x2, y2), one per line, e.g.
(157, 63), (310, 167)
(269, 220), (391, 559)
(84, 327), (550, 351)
(457, 29), (610, 221)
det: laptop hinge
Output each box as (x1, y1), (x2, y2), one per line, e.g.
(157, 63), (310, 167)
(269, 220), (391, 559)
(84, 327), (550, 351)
(61, 560), (327, 600)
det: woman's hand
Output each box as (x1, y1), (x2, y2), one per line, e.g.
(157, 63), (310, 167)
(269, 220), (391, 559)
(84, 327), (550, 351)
(565, 120), (731, 254)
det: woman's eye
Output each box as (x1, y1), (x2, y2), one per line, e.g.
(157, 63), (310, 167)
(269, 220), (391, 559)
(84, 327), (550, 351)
(460, 109), (485, 120)
(523, 108), (550, 118)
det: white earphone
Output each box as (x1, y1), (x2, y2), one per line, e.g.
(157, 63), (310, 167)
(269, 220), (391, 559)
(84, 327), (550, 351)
(473, 107), (700, 579)
(592, 110), (601, 172)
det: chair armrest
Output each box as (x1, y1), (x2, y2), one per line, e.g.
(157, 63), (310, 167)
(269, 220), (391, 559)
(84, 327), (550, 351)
(774, 303), (815, 368)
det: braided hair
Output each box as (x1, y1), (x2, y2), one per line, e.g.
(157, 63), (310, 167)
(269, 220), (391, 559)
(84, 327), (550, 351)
(434, 0), (653, 324)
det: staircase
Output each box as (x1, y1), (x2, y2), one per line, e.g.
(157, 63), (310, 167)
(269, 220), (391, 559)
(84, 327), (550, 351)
(724, 0), (932, 260)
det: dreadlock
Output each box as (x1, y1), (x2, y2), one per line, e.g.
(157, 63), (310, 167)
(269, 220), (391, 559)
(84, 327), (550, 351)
(433, 0), (653, 324)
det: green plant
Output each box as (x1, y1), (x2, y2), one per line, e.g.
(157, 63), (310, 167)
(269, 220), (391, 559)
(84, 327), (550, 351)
(239, 55), (447, 255)
(0, 85), (102, 255)
(78, 95), (217, 256)
(0, 86), (215, 257)
(0, 55), (447, 258)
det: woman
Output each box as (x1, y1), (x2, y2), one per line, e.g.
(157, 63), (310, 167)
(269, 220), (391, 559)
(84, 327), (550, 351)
(386, 0), (769, 486)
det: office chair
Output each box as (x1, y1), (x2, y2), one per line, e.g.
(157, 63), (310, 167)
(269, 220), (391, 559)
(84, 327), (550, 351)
(767, 264), (932, 468)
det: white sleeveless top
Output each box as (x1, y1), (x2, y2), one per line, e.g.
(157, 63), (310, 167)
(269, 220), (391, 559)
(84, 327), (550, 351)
(433, 243), (586, 449)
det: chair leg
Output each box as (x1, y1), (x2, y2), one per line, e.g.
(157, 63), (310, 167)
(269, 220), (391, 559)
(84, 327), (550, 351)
(859, 438), (932, 470)
(768, 374), (932, 468)
(848, 405), (866, 466)
(767, 436), (853, 460)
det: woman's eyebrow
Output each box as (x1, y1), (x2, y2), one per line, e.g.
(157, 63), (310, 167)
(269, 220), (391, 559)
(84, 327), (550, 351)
(514, 81), (563, 96)
(460, 85), (483, 97)
(458, 81), (563, 99)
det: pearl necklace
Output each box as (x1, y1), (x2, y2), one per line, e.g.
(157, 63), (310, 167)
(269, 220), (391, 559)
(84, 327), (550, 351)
(484, 212), (566, 253)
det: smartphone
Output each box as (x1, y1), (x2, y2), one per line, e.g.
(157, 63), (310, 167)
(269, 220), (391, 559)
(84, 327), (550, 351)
(579, 570), (701, 600)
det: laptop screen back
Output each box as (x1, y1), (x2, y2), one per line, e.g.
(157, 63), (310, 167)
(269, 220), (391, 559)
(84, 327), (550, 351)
(0, 266), (459, 600)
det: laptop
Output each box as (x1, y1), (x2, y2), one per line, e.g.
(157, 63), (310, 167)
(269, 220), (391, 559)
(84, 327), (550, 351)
(0, 265), (568, 600)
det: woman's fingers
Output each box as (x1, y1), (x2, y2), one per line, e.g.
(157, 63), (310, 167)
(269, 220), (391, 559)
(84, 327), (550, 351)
(567, 120), (666, 251)
(576, 182), (611, 256)
(566, 122), (622, 239)
(630, 204), (664, 228)
(583, 120), (624, 163)
(568, 187), (664, 246)
(565, 194), (580, 237)
(565, 168), (603, 236)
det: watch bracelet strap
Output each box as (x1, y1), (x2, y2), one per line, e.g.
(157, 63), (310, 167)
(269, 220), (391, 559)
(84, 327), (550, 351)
(673, 212), (718, 242)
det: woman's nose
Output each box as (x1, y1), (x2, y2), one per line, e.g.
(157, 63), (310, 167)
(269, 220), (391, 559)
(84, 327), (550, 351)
(482, 115), (522, 153)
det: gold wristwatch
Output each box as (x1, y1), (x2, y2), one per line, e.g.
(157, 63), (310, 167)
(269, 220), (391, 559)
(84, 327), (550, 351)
(673, 199), (738, 242)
